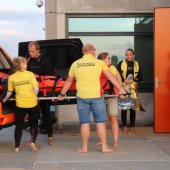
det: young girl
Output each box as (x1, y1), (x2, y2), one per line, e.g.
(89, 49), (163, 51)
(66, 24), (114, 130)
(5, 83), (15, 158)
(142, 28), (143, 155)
(2, 57), (39, 152)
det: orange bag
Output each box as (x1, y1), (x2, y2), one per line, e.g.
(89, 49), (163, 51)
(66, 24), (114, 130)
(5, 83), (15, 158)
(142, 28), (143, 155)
(36, 75), (76, 96)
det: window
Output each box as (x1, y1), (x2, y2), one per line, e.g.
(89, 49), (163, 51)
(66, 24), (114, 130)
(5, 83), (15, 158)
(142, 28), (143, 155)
(67, 15), (153, 92)
(0, 50), (11, 69)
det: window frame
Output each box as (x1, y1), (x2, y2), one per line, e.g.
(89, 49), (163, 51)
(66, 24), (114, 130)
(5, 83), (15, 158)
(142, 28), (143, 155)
(66, 14), (154, 92)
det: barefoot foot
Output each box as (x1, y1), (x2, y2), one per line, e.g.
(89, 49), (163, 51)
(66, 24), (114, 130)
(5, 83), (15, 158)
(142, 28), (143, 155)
(102, 147), (113, 153)
(113, 143), (119, 148)
(123, 127), (127, 135)
(14, 148), (20, 153)
(77, 148), (88, 153)
(130, 128), (136, 135)
(48, 137), (54, 146)
(30, 143), (38, 151)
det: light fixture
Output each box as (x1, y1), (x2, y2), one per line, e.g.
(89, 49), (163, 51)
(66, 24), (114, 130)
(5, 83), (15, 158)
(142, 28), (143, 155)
(36, 0), (43, 8)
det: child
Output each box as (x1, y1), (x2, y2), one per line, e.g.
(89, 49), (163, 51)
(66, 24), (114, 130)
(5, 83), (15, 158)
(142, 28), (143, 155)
(2, 57), (39, 152)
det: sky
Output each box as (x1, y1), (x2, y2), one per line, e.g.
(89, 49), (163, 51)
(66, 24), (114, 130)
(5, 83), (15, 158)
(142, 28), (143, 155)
(0, 0), (45, 58)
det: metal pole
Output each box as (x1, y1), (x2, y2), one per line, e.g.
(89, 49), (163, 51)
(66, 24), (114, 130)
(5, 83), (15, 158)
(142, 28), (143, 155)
(7, 94), (119, 101)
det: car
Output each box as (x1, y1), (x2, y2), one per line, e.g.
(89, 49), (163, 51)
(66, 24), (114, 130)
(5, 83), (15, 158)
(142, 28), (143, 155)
(0, 46), (15, 130)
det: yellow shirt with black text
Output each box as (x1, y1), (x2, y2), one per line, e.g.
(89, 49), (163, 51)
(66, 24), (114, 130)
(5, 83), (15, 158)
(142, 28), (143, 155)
(69, 54), (109, 98)
(8, 70), (38, 108)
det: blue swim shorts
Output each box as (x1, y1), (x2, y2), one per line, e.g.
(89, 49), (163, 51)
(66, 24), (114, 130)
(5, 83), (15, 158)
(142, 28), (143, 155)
(77, 97), (107, 124)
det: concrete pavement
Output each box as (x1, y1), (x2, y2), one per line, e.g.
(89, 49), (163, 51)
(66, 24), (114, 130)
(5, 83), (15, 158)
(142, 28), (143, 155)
(0, 126), (170, 170)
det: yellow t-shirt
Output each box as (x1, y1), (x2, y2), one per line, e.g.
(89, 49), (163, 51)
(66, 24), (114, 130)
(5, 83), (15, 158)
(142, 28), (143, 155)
(109, 65), (118, 76)
(69, 54), (109, 98)
(8, 70), (38, 108)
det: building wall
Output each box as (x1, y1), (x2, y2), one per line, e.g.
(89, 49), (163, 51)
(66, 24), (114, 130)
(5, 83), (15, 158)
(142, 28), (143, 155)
(45, 0), (170, 39)
(44, 0), (170, 128)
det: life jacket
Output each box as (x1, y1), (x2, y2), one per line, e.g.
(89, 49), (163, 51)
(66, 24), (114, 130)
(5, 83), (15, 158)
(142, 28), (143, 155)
(121, 60), (139, 79)
(100, 65), (119, 95)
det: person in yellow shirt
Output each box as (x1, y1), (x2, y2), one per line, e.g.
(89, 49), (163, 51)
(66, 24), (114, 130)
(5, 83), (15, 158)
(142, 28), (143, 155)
(98, 52), (122, 147)
(58, 44), (124, 153)
(2, 57), (39, 153)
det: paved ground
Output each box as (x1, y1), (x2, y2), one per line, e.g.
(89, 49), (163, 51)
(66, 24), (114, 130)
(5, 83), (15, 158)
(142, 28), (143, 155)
(0, 126), (170, 170)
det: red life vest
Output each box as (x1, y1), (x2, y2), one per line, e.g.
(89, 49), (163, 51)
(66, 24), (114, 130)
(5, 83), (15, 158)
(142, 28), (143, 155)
(100, 65), (119, 95)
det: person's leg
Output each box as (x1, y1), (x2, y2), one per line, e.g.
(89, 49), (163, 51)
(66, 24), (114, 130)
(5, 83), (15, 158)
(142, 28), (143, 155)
(96, 123), (112, 152)
(77, 123), (90, 153)
(77, 97), (91, 153)
(130, 109), (136, 134)
(121, 110), (127, 134)
(14, 107), (26, 152)
(92, 97), (112, 152)
(29, 105), (39, 150)
(40, 101), (53, 144)
(106, 97), (119, 147)
(108, 116), (119, 147)
(14, 126), (22, 152)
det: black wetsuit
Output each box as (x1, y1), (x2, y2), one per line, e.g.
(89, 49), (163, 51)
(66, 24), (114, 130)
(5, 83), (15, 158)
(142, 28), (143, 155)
(117, 60), (142, 127)
(27, 55), (54, 137)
